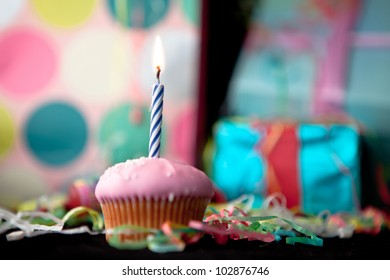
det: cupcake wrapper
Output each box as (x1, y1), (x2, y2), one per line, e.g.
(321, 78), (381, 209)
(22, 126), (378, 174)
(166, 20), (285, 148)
(100, 196), (210, 242)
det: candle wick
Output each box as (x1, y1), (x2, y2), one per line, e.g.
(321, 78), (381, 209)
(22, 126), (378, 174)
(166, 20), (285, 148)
(156, 66), (161, 84)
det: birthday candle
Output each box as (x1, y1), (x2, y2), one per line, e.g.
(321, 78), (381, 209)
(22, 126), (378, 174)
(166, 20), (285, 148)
(149, 36), (165, 158)
(149, 75), (164, 157)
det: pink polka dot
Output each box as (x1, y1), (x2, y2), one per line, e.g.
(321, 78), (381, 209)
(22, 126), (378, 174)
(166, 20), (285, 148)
(170, 107), (196, 165)
(0, 28), (56, 97)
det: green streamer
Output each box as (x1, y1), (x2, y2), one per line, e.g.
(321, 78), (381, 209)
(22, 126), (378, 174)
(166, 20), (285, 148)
(62, 206), (104, 231)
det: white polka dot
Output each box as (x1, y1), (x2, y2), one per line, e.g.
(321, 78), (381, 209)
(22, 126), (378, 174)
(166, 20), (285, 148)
(62, 29), (132, 103)
(138, 29), (200, 102)
(0, 0), (25, 29)
(0, 168), (48, 210)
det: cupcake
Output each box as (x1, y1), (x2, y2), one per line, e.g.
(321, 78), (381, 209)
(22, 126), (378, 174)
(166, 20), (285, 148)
(95, 157), (214, 242)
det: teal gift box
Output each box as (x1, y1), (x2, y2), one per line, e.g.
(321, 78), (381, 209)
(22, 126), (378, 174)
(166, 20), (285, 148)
(206, 117), (361, 215)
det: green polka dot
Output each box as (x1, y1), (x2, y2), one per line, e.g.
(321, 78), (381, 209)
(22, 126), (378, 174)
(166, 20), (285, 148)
(98, 103), (166, 165)
(106, 0), (170, 29)
(180, 0), (199, 25)
(24, 102), (88, 166)
(0, 105), (15, 158)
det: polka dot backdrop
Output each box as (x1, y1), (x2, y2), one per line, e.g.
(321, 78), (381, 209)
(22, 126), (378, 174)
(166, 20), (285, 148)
(0, 0), (200, 209)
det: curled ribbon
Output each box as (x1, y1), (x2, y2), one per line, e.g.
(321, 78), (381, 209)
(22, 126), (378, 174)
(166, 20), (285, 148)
(0, 206), (103, 241)
(2, 193), (387, 253)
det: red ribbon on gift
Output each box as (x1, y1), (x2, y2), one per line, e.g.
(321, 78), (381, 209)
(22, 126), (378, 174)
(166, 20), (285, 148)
(252, 120), (301, 210)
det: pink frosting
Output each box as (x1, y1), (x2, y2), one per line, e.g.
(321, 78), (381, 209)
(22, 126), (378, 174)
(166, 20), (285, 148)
(95, 157), (214, 201)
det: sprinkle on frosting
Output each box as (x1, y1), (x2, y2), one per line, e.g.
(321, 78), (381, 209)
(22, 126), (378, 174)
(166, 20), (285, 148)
(168, 192), (175, 202)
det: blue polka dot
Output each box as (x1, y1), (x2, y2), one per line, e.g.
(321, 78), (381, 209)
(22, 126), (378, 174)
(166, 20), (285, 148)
(24, 102), (88, 166)
(106, 0), (170, 29)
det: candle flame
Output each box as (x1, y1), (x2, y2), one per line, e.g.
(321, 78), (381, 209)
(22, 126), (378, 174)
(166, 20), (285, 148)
(153, 36), (165, 72)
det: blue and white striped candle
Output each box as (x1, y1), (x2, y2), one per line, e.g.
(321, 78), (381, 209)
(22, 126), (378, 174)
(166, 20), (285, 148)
(148, 79), (164, 157)
(149, 36), (165, 158)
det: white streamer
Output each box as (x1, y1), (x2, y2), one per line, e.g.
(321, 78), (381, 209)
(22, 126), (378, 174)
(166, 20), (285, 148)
(257, 193), (355, 238)
(0, 207), (103, 241)
(260, 192), (295, 228)
(224, 194), (256, 214)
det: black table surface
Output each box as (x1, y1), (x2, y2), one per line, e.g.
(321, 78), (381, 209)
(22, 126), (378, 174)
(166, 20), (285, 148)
(1, 229), (390, 260)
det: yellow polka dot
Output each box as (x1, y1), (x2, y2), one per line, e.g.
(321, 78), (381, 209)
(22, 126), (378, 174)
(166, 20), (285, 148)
(32, 0), (96, 28)
(0, 105), (15, 158)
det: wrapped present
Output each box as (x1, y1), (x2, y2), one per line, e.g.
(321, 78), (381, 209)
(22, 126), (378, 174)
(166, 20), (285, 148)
(208, 117), (361, 214)
(225, 0), (390, 210)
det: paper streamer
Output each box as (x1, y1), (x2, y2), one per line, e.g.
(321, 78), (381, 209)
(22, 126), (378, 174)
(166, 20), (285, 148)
(0, 206), (103, 241)
(106, 222), (200, 253)
(105, 195), (385, 253)
(192, 202), (323, 246)
(2, 193), (388, 253)
(105, 199), (323, 252)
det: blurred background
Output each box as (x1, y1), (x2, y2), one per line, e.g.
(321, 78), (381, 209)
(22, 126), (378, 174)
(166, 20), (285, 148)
(201, 0), (390, 214)
(0, 0), (201, 209)
(0, 0), (389, 215)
